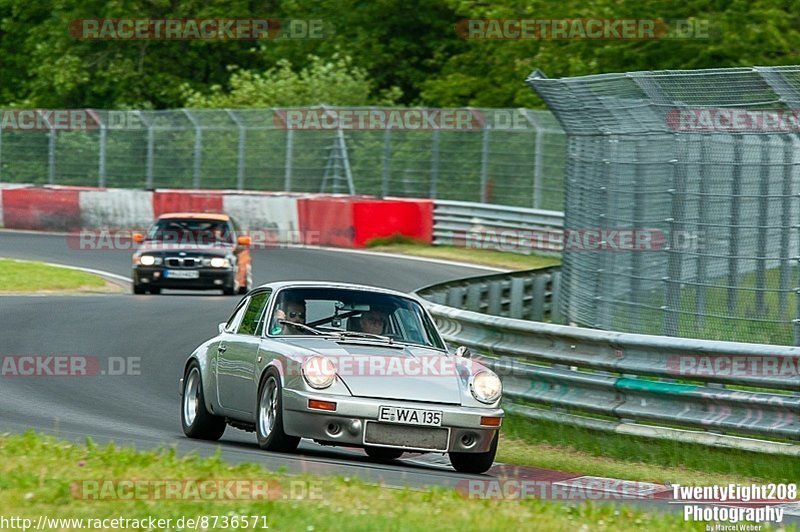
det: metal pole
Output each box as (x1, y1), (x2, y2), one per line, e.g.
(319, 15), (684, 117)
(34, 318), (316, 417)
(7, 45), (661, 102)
(38, 110), (56, 185)
(727, 136), (743, 316)
(480, 126), (490, 203)
(135, 111), (154, 189)
(664, 135), (688, 337)
(226, 110), (246, 191)
(98, 124), (107, 187)
(0, 126), (3, 181)
(533, 128), (544, 208)
(779, 135), (794, 319)
(182, 109), (202, 188)
(430, 129), (440, 199)
(284, 129), (294, 192)
(381, 128), (391, 198)
(755, 137), (770, 315)
(695, 136), (711, 329)
(336, 128), (355, 195)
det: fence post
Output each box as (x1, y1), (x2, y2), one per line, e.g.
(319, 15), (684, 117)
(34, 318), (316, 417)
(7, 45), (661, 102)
(695, 136), (711, 329)
(0, 125), (3, 181)
(533, 128), (544, 209)
(38, 111), (56, 184)
(182, 109), (202, 188)
(727, 136), (744, 316)
(284, 128), (294, 192)
(755, 137), (771, 315)
(430, 128), (440, 199)
(480, 125), (491, 203)
(779, 135), (794, 319)
(88, 110), (107, 188)
(226, 109), (246, 191)
(664, 136), (688, 337)
(381, 128), (391, 198)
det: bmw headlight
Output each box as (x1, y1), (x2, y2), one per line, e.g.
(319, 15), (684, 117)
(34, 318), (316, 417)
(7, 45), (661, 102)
(136, 255), (160, 266)
(302, 356), (337, 389)
(209, 257), (231, 268)
(470, 370), (502, 404)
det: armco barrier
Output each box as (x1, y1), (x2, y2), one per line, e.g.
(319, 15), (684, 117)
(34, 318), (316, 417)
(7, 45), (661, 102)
(417, 273), (800, 455)
(432, 199), (564, 255)
(297, 196), (433, 247)
(2, 186), (83, 231)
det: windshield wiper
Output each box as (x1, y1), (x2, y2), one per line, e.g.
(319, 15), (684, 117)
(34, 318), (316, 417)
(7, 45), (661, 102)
(336, 331), (394, 344)
(277, 320), (331, 336)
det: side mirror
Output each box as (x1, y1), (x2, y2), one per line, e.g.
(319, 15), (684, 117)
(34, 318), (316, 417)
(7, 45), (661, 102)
(237, 235), (251, 247)
(218, 322), (226, 334)
(455, 346), (472, 359)
(132, 233), (145, 244)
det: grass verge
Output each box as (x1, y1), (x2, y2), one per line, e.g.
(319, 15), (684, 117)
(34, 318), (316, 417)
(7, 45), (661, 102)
(497, 414), (799, 486)
(0, 258), (110, 293)
(365, 236), (560, 270)
(0, 432), (697, 531)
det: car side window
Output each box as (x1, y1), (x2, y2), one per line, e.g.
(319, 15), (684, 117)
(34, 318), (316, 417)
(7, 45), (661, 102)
(225, 299), (249, 333)
(237, 291), (270, 336)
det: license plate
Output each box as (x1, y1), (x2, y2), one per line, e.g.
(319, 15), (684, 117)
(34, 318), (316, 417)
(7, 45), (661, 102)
(378, 406), (442, 426)
(165, 270), (199, 279)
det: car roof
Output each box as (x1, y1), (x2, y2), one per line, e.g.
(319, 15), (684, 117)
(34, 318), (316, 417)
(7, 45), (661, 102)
(157, 212), (230, 221)
(252, 280), (417, 300)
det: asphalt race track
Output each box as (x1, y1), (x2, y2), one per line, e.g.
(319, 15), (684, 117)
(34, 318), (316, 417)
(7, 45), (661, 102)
(2, 230), (797, 523)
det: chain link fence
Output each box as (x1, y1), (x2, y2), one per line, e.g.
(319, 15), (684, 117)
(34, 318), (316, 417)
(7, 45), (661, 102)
(529, 65), (800, 346)
(0, 107), (566, 210)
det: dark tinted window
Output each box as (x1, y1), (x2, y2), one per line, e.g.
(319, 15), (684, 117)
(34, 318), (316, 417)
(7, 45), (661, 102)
(147, 218), (232, 245)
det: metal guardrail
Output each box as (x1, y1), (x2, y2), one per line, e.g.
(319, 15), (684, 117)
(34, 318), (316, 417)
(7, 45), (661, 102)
(416, 270), (800, 456)
(417, 266), (563, 323)
(432, 200), (564, 255)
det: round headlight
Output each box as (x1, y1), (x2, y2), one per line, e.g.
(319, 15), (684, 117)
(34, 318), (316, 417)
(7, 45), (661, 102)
(470, 370), (502, 404)
(302, 356), (337, 389)
(139, 255), (156, 266)
(210, 257), (230, 268)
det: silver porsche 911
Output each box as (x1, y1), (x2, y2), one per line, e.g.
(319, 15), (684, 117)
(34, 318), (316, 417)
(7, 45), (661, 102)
(179, 281), (503, 473)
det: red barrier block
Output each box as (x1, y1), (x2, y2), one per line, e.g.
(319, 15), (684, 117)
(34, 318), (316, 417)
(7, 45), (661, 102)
(2, 187), (81, 230)
(297, 197), (355, 247)
(297, 196), (433, 248)
(353, 199), (433, 246)
(153, 190), (224, 217)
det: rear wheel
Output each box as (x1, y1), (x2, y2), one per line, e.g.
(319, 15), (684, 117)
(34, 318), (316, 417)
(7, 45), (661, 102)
(364, 446), (405, 461)
(449, 431), (498, 474)
(181, 362), (226, 440)
(256, 372), (300, 452)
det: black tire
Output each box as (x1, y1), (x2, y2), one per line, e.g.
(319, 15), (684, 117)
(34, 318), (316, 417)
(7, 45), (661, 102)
(364, 446), (405, 461)
(181, 362), (226, 440)
(148, 287), (161, 295)
(449, 431), (498, 474)
(256, 371), (300, 452)
(132, 283), (145, 295)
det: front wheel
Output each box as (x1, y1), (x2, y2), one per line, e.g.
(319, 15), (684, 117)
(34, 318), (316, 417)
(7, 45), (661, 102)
(449, 431), (498, 474)
(132, 283), (145, 295)
(256, 372), (300, 452)
(181, 362), (226, 440)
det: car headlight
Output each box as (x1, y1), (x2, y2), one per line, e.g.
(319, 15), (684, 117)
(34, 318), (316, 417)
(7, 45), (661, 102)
(302, 356), (337, 389)
(209, 257), (231, 268)
(138, 255), (158, 266)
(470, 370), (502, 404)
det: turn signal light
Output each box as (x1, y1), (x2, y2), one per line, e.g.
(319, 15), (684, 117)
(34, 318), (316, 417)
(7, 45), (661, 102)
(480, 416), (502, 427)
(308, 399), (337, 411)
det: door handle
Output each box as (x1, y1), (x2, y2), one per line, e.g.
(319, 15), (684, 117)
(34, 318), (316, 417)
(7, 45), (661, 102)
(218, 344), (227, 353)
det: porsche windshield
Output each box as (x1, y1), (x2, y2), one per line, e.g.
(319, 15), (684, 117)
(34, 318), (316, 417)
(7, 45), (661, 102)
(147, 219), (232, 245)
(271, 287), (446, 350)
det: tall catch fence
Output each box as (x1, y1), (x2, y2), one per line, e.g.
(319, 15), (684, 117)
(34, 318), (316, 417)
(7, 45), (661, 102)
(528, 65), (800, 345)
(0, 107), (566, 210)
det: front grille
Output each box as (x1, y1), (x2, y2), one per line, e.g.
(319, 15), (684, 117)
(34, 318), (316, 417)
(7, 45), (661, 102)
(165, 257), (200, 268)
(364, 422), (449, 451)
